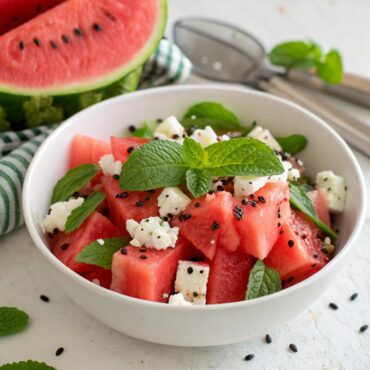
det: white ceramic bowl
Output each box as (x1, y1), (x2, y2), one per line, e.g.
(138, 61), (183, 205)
(23, 85), (366, 347)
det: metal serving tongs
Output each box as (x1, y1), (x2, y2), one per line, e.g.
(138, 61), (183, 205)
(173, 18), (370, 157)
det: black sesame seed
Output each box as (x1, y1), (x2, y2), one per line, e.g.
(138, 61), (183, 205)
(140, 255), (148, 260)
(146, 190), (156, 194)
(359, 324), (368, 333)
(50, 40), (57, 49)
(216, 185), (225, 192)
(289, 343), (298, 353)
(250, 201), (257, 207)
(208, 190), (215, 195)
(127, 146), (134, 153)
(33, 38), (41, 46)
(265, 334), (272, 344)
(244, 354), (255, 361)
(258, 196), (266, 203)
(193, 292), (198, 297)
(60, 243), (69, 251)
(195, 202), (201, 208)
(233, 205), (244, 221)
(19, 40), (25, 50)
(113, 174), (119, 180)
(73, 28), (83, 37)
(179, 213), (192, 222)
(311, 263), (317, 268)
(165, 194), (169, 198)
(40, 294), (49, 302)
(139, 248), (147, 253)
(92, 23), (103, 31)
(115, 192), (128, 199)
(211, 221), (220, 231)
(277, 222), (281, 227)
(172, 134), (179, 139)
(241, 198), (248, 206)
(61, 34), (69, 43)
(199, 270), (204, 274)
(288, 240), (294, 248)
(55, 347), (64, 356)
(120, 247), (128, 255)
(156, 118), (163, 123)
(329, 302), (338, 310)
(128, 125), (136, 132)
(249, 193), (255, 199)
(187, 267), (193, 274)
(144, 196), (150, 201)
(313, 253), (319, 259)
(350, 292), (358, 301)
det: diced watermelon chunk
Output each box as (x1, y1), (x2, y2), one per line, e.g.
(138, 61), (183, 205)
(173, 192), (240, 260)
(308, 189), (331, 227)
(111, 136), (149, 163)
(110, 237), (195, 302)
(234, 182), (290, 260)
(265, 209), (329, 286)
(69, 134), (111, 169)
(206, 249), (255, 304)
(83, 267), (112, 289)
(101, 176), (159, 231)
(52, 212), (120, 274)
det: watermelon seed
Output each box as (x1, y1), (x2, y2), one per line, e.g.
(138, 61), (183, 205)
(40, 295), (50, 303)
(113, 175), (119, 180)
(172, 134), (180, 139)
(286, 276), (294, 284)
(359, 324), (368, 333)
(19, 41), (25, 50)
(60, 243), (69, 251)
(120, 247), (128, 255)
(50, 41), (57, 49)
(195, 202), (201, 208)
(289, 343), (298, 353)
(313, 253), (319, 259)
(350, 292), (358, 301)
(311, 263), (317, 268)
(249, 194), (255, 199)
(105, 12), (116, 21)
(288, 240), (294, 248)
(187, 267), (193, 274)
(208, 190), (215, 195)
(140, 255), (148, 260)
(265, 334), (272, 344)
(146, 190), (156, 194)
(277, 222), (281, 227)
(139, 248), (147, 253)
(279, 230), (284, 235)
(250, 201), (257, 207)
(211, 221), (220, 231)
(329, 302), (338, 310)
(61, 35), (70, 44)
(258, 196), (265, 203)
(115, 192), (128, 199)
(144, 196), (150, 201)
(241, 198), (248, 206)
(244, 354), (255, 361)
(33, 38), (41, 47)
(233, 205), (243, 221)
(216, 185), (224, 191)
(128, 125), (136, 132)
(55, 347), (64, 356)
(127, 146), (134, 153)
(73, 28), (83, 37)
(136, 201), (145, 207)
(93, 23), (103, 32)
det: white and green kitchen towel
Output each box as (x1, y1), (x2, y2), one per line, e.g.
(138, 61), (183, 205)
(0, 39), (192, 236)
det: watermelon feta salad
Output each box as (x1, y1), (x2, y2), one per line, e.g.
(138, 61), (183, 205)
(40, 101), (347, 305)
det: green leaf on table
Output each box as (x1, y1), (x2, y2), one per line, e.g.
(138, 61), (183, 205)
(0, 360), (56, 370)
(317, 50), (343, 84)
(64, 191), (105, 233)
(0, 307), (29, 337)
(276, 134), (308, 155)
(186, 169), (212, 198)
(132, 121), (154, 139)
(289, 182), (337, 239)
(246, 260), (282, 299)
(51, 164), (100, 204)
(76, 237), (130, 270)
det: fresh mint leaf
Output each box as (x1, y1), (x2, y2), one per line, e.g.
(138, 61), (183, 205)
(51, 164), (99, 204)
(246, 260), (282, 299)
(0, 307), (29, 337)
(76, 237), (130, 269)
(317, 50), (343, 84)
(186, 169), (212, 198)
(0, 106), (10, 132)
(132, 122), (154, 139)
(120, 140), (188, 191)
(204, 138), (284, 177)
(277, 134), (308, 155)
(65, 191), (105, 233)
(289, 182), (336, 239)
(182, 137), (206, 167)
(0, 361), (56, 370)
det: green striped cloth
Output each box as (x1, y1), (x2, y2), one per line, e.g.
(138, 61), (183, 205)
(0, 39), (192, 236)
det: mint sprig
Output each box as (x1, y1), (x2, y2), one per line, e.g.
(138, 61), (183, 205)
(76, 237), (130, 269)
(65, 191), (105, 233)
(0, 361), (56, 370)
(120, 137), (284, 197)
(277, 134), (308, 155)
(246, 260), (282, 300)
(51, 164), (99, 204)
(132, 121), (154, 139)
(289, 182), (336, 239)
(0, 307), (29, 337)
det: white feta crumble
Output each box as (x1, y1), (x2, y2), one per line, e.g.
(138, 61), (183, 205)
(168, 292), (193, 306)
(316, 170), (347, 213)
(219, 134), (230, 141)
(190, 125), (218, 148)
(324, 237), (331, 245)
(162, 293), (169, 299)
(40, 197), (84, 233)
(269, 160), (292, 183)
(174, 261), (210, 305)
(234, 176), (268, 197)
(157, 187), (191, 217)
(98, 154), (122, 177)
(154, 116), (185, 142)
(126, 217), (179, 250)
(248, 125), (282, 151)
(287, 168), (301, 182)
(97, 238), (105, 246)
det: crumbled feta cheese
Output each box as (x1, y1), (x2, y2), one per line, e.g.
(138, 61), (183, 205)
(316, 170), (347, 213)
(219, 134), (230, 141)
(157, 187), (191, 217)
(190, 126), (218, 148)
(126, 217), (179, 250)
(162, 293), (169, 299)
(248, 125), (282, 151)
(234, 176), (268, 197)
(98, 154), (122, 177)
(154, 116), (185, 142)
(174, 261), (210, 305)
(287, 168), (301, 182)
(269, 160), (292, 183)
(168, 292), (192, 306)
(324, 237), (331, 245)
(97, 238), (105, 246)
(40, 197), (84, 233)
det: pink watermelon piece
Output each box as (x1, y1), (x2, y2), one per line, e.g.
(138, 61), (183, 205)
(69, 134), (111, 169)
(101, 176), (160, 230)
(206, 249), (255, 304)
(111, 136), (149, 163)
(234, 182), (291, 260)
(52, 211), (120, 274)
(265, 209), (329, 286)
(110, 237), (196, 302)
(172, 192), (240, 260)
(308, 189), (331, 227)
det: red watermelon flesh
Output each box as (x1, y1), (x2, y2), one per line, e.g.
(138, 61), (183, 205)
(234, 182), (290, 260)
(111, 136), (149, 163)
(83, 267), (112, 289)
(101, 176), (160, 231)
(265, 209), (329, 286)
(69, 134), (111, 169)
(0, 0), (166, 92)
(110, 237), (195, 302)
(0, 0), (65, 36)
(308, 189), (331, 227)
(52, 211), (120, 274)
(206, 249), (255, 304)
(172, 192), (240, 260)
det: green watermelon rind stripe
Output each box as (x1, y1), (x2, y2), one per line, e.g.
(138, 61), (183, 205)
(0, 0), (167, 97)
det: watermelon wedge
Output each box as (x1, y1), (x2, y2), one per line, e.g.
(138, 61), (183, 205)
(111, 136), (149, 163)
(308, 189), (331, 227)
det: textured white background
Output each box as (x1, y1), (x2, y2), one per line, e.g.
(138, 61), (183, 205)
(1, 1), (370, 369)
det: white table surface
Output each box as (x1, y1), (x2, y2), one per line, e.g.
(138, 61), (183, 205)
(1, 1), (370, 369)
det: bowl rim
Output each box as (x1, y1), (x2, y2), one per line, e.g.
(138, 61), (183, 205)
(22, 84), (367, 311)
